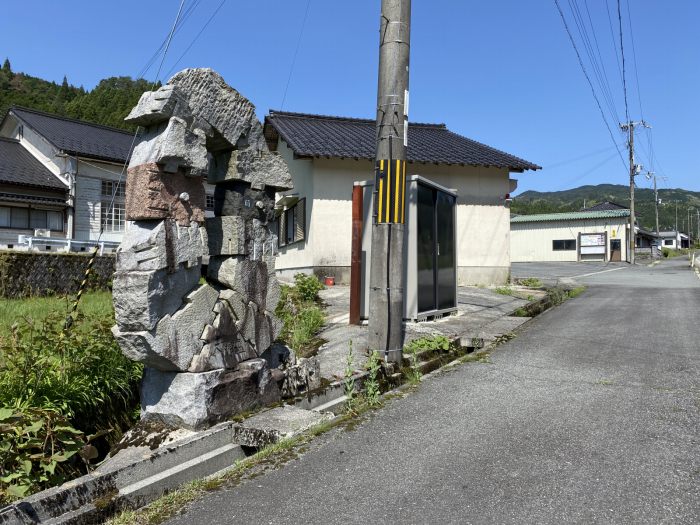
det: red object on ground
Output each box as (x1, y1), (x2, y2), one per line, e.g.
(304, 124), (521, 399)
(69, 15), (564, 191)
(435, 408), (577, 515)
(324, 276), (335, 286)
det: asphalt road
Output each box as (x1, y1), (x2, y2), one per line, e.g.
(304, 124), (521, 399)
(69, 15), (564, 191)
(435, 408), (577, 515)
(167, 258), (700, 524)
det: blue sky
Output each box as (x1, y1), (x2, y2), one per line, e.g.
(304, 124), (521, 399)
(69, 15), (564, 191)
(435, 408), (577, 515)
(2, 1), (698, 193)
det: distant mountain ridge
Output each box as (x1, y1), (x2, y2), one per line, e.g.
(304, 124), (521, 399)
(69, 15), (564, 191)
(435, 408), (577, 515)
(512, 184), (700, 232)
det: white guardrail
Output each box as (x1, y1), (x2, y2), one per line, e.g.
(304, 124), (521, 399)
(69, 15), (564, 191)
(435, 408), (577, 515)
(16, 235), (120, 255)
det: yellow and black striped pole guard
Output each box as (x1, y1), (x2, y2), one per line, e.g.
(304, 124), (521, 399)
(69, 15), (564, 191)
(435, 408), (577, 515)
(376, 158), (407, 224)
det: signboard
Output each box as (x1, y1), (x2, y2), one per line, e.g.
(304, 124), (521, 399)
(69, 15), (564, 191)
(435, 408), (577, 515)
(580, 233), (606, 247)
(578, 232), (607, 258)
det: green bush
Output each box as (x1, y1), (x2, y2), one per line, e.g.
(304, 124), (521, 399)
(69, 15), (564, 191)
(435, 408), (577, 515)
(0, 407), (93, 504)
(292, 273), (324, 303)
(0, 312), (142, 502)
(275, 273), (325, 355)
(0, 314), (142, 436)
(404, 335), (451, 354)
(287, 306), (325, 353)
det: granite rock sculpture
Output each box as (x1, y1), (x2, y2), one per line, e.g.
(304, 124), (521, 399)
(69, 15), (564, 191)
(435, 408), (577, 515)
(113, 68), (317, 429)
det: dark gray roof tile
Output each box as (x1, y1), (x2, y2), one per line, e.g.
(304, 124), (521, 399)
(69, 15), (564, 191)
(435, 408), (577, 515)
(264, 111), (540, 171)
(10, 107), (135, 164)
(0, 137), (67, 190)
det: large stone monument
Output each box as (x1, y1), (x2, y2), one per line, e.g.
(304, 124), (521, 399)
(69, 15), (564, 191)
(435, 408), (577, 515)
(112, 68), (318, 429)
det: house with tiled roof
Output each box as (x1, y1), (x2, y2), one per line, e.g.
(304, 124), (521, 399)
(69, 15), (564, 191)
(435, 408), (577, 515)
(264, 111), (540, 285)
(0, 106), (218, 252)
(0, 106), (137, 250)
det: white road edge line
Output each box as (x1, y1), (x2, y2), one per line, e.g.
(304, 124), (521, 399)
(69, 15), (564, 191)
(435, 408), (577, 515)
(571, 266), (628, 278)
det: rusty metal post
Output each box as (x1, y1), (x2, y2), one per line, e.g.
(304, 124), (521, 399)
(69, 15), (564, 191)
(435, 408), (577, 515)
(349, 184), (363, 325)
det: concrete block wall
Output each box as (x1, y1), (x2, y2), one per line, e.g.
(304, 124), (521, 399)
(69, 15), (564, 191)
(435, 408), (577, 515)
(0, 251), (115, 298)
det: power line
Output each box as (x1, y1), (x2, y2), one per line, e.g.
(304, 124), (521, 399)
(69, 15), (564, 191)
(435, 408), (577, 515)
(164, 0), (229, 79)
(543, 144), (618, 169)
(616, 0), (630, 124)
(570, 0), (620, 124)
(136, 0), (203, 81)
(625, 0), (655, 172)
(566, 0), (619, 126)
(154, 0), (188, 84)
(553, 0), (627, 171)
(280, 0), (312, 110)
(554, 151), (620, 190)
(604, 0), (624, 86)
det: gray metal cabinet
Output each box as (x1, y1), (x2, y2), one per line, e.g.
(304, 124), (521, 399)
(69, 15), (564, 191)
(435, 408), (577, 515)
(359, 175), (457, 321)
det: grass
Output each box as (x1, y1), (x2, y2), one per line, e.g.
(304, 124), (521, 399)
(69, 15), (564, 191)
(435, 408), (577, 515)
(494, 286), (514, 296)
(567, 286), (586, 299)
(0, 290), (113, 339)
(518, 277), (543, 288)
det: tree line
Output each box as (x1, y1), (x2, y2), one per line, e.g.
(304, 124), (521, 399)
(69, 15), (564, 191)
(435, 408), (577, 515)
(0, 58), (155, 131)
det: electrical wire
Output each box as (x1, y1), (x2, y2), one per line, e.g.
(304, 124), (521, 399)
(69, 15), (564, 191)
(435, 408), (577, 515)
(553, 151), (620, 190)
(154, 0), (188, 85)
(553, 0), (627, 171)
(163, 0), (229, 79)
(616, 0), (630, 124)
(604, 0), (624, 86)
(136, 0), (202, 80)
(567, 0), (619, 125)
(280, 0), (312, 110)
(543, 144), (618, 170)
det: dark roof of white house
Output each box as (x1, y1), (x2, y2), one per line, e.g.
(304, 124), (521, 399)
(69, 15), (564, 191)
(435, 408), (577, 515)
(263, 111), (540, 172)
(6, 107), (135, 164)
(0, 137), (67, 191)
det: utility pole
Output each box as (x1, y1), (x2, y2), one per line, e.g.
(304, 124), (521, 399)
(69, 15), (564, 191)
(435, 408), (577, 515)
(620, 120), (649, 264)
(675, 201), (678, 237)
(368, 0), (410, 363)
(646, 171), (659, 235)
(696, 208), (699, 244)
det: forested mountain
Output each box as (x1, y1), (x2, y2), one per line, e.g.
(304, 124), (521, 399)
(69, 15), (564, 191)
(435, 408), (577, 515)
(0, 58), (154, 131)
(513, 184), (700, 232)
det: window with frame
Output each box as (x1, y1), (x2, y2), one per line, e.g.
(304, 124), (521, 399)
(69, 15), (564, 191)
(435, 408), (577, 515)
(101, 180), (126, 232)
(278, 198), (306, 248)
(552, 239), (576, 251)
(206, 194), (215, 210)
(0, 206), (63, 231)
(663, 239), (674, 246)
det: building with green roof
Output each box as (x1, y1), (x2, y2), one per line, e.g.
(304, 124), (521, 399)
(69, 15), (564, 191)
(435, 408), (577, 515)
(511, 209), (631, 263)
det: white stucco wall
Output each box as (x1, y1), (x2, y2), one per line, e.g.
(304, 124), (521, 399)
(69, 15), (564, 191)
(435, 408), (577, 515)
(275, 141), (316, 277)
(510, 217), (629, 262)
(274, 138), (514, 285)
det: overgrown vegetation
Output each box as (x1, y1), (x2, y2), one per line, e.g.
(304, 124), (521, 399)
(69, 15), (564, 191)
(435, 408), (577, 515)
(0, 300), (141, 504)
(518, 277), (543, 288)
(343, 342), (357, 411)
(364, 351), (382, 408)
(661, 247), (687, 258)
(275, 273), (325, 357)
(0, 59), (153, 130)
